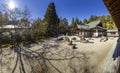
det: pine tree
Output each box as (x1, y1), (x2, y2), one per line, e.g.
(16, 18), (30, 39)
(70, 17), (75, 28)
(79, 20), (83, 25)
(44, 2), (59, 37)
(69, 17), (78, 34)
(59, 18), (69, 34)
(75, 17), (79, 25)
(83, 18), (89, 24)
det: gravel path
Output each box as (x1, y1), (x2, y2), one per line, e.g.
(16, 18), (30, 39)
(102, 39), (117, 73)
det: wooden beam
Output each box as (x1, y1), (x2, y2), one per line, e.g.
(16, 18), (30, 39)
(104, 0), (116, 7)
(109, 0), (119, 9)
(103, 0), (120, 29)
(111, 9), (120, 16)
(110, 2), (120, 14)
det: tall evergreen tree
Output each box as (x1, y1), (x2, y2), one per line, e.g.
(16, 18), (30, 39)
(89, 15), (98, 22)
(75, 17), (79, 25)
(79, 20), (83, 25)
(83, 18), (89, 24)
(69, 17), (78, 34)
(70, 17), (75, 28)
(44, 2), (59, 37)
(59, 18), (69, 34)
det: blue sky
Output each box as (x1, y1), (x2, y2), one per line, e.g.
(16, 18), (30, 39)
(1, 0), (109, 23)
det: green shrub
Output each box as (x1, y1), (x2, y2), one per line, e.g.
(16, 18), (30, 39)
(0, 34), (11, 44)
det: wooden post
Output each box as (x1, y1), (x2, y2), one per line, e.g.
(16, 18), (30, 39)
(117, 29), (120, 73)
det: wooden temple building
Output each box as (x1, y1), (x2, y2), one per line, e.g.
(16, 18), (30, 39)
(76, 21), (107, 38)
(107, 29), (118, 37)
(103, 0), (120, 73)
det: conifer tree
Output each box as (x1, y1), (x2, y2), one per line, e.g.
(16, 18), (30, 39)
(44, 2), (59, 37)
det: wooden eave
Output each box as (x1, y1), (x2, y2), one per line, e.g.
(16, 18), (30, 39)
(103, 0), (120, 29)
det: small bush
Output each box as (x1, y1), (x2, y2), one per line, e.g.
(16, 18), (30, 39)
(0, 34), (11, 44)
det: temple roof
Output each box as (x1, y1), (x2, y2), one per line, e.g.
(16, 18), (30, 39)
(86, 21), (102, 29)
(77, 21), (105, 30)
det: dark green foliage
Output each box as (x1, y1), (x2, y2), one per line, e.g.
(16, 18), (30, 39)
(79, 20), (84, 25)
(70, 17), (75, 28)
(59, 18), (69, 35)
(69, 18), (76, 34)
(83, 18), (89, 24)
(75, 17), (79, 25)
(0, 33), (22, 45)
(10, 33), (23, 45)
(0, 34), (11, 44)
(44, 2), (59, 37)
(0, 31), (35, 46)
(32, 18), (48, 40)
(69, 17), (80, 34)
(22, 31), (35, 44)
(89, 15), (98, 22)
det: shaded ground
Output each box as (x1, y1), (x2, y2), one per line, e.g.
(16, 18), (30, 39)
(0, 37), (118, 73)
